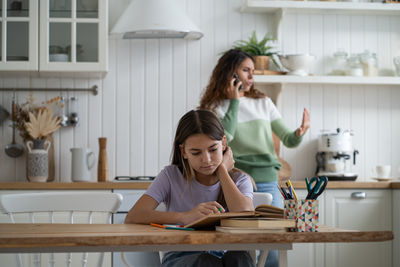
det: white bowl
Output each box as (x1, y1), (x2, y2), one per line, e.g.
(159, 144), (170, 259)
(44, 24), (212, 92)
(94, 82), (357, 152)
(279, 54), (315, 76)
(49, 53), (68, 62)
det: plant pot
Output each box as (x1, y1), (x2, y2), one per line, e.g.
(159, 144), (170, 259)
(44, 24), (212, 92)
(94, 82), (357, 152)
(26, 139), (51, 182)
(254, 56), (270, 71)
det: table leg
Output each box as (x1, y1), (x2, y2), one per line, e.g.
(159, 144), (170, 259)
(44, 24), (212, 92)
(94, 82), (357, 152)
(257, 250), (269, 267)
(278, 250), (288, 267)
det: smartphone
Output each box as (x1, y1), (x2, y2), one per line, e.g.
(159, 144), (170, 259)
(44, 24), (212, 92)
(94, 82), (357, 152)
(233, 73), (243, 91)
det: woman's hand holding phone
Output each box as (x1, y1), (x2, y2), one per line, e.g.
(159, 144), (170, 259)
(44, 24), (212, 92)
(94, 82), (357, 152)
(227, 74), (242, 99)
(233, 74), (243, 91)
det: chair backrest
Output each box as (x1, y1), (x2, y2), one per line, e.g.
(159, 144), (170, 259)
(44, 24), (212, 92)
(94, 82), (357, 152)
(0, 192), (123, 267)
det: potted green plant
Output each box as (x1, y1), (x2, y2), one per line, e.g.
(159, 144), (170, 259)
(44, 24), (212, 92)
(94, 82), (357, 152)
(232, 31), (279, 71)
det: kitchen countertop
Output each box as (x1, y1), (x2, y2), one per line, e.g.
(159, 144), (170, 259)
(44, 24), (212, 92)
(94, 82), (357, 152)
(0, 181), (399, 190)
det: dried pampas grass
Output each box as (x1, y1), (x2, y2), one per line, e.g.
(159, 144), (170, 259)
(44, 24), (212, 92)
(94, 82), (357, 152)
(25, 108), (61, 140)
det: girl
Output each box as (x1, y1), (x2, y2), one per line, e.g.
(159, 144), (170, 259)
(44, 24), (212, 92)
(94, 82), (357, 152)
(199, 49), (310, 267)
(125, 109), (255, 267)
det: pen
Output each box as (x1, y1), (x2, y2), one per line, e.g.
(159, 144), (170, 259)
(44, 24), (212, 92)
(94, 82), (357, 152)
(277, 185), (287, 199)
(280, 186), (291, 200)
(150, 223), (194, 231)
(286, 180), (298, 201)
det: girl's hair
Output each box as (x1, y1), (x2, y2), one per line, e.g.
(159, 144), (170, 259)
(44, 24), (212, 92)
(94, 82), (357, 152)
(171, 109), (225, 180)
(171, 109), (252, 208)
(199, 49), (266, 111)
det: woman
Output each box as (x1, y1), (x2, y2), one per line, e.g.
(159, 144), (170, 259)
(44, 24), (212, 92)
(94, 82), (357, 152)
(199, 49), (310, 267)
(125, 109), (255, 267)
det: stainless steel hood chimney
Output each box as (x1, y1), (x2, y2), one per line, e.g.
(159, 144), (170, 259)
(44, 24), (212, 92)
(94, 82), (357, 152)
(110, 0), (203, 40)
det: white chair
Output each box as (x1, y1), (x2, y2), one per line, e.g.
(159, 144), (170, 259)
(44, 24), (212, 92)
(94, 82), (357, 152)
(0, 192), (123, 267)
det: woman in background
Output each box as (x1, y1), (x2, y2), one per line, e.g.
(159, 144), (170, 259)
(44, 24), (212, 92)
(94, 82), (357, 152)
(199, 49), (310, 267)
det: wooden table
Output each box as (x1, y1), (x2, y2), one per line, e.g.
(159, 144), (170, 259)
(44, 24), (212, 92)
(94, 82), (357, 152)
(0, 223), (393, 267)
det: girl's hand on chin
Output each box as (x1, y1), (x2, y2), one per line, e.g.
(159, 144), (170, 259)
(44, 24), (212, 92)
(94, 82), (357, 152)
(219, 146), (235, 172)
(182, 201), (225, 225)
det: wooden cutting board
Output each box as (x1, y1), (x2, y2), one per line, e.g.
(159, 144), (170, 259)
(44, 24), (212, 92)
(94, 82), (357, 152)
(47, 135), (55, 181)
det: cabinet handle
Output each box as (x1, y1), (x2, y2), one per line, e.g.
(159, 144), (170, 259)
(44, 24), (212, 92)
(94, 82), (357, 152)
(351, 192), (366, 199)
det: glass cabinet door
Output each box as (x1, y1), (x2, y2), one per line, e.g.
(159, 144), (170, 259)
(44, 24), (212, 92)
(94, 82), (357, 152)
(0, 0), (38, 70)
(40, 0), (107, 72)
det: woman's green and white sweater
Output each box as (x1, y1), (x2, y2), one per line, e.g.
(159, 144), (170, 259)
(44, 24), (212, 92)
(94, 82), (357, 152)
(215, 97), (302, 183)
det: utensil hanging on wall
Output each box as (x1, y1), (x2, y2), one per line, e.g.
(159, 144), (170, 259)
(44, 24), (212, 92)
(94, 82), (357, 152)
(0, 105), (10, 125)
(5, 97), (24, 158)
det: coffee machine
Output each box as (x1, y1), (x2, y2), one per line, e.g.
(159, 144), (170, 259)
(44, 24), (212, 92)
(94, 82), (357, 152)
(315, 128), (359, 180)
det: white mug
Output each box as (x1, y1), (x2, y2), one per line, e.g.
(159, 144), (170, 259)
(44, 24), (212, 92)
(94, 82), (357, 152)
(375, 165), (391, 178)
(70, 148), (96, 182)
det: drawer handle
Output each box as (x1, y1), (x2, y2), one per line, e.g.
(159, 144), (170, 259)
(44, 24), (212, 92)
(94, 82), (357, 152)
(351, 192), (366, 199)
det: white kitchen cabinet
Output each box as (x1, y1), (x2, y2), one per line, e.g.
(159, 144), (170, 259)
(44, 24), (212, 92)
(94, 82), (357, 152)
(0, 0), (38, 71)
(0, 0), (108, 73)
(287, 188), (392, 267)
(0, 190), (112, 267)
(325, 189), (392, 267)
(393, 189), (400, 267)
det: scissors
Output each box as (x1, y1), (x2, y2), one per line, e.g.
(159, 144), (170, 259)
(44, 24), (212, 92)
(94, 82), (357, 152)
(305, 176), (328, 200)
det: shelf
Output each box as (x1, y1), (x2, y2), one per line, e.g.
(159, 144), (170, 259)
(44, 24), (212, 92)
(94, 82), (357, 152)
(254, 75), (400, 85)
(241, 0), (400, 15)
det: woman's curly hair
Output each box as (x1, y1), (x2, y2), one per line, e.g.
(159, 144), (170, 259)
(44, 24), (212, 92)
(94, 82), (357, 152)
(199, 49), (266, 111)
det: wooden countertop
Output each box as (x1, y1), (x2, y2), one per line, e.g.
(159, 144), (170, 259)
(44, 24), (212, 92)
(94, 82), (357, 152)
(0, 223), (393, 253)
(0, 182), (152, 190)
(0, 181), (399, 190)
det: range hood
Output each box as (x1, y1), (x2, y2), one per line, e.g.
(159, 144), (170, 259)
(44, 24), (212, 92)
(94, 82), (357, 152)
(111, 0), (203, 40)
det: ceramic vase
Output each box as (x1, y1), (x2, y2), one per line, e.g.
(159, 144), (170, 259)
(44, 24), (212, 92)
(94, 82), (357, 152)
(26, 139), (51, 182)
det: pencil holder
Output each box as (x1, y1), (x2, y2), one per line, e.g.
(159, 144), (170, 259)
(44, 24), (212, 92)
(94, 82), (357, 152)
(284, 199), (319, 232)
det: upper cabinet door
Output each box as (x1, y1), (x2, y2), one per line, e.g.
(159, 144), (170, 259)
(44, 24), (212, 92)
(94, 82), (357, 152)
(0, 0), (38, 71)
(39, 0), (108, 73)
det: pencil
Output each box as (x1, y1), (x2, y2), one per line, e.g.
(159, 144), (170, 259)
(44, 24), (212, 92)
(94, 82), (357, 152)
(150, 223), (166, 229)
(287, 180), (298, 201)
(150, 223), (195, 231)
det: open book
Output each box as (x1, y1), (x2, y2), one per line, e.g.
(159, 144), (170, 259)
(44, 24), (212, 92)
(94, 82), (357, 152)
(184, 204), (284, 229)
(255, 204), (284, 218)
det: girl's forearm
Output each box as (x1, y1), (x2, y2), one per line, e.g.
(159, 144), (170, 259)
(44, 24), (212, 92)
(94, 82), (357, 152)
(216, 166), (254, 212)
(124, 209), (185, 225)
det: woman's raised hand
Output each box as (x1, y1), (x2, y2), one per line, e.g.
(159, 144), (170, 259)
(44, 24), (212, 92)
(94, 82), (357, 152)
(296, 108), (310, 137)
(182, 201), (225, 225)
(227, 77), (241, 99)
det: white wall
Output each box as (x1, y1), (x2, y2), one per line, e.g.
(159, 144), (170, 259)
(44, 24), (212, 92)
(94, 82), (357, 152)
(0, 0), (399, 182)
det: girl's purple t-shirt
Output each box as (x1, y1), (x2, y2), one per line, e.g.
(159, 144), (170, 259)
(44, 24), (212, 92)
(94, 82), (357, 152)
(145, 165), (253, 212)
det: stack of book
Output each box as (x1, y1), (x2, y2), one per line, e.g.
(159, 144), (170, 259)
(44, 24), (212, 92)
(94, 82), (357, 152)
(216, 217), (295, 233)
(184, 204), (292, 232)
